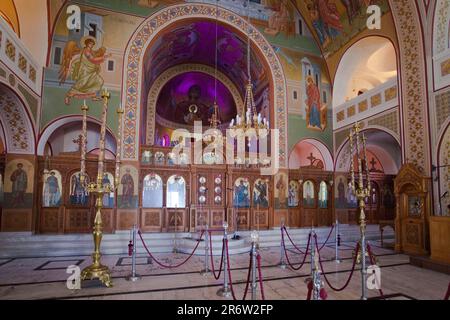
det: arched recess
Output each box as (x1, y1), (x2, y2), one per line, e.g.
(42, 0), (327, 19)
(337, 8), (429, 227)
(146, 63), (244, 142)
(0, 83), (35, 154)
(432, 0), (450, 89)
(37, 116), (117, 156)
(333, 36), (398, 107)
(437, 124), (450, 216)
(121, 3), (287, 165)
(289, 138), (333, 171)
(335, 129), (401, 175)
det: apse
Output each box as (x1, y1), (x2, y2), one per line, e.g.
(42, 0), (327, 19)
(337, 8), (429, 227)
(155, 72), (237, 127)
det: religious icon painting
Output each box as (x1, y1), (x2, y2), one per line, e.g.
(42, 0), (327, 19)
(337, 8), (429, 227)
(253, 179), (269, 208)
(303, 180), (315, 208)
(318, 181), (328, 208)
(274, 172), (288, 209)
(42, 170), (62, 207)
(233, 178), (250, 208)
(167, 175), (186, 208)
(154, 152), (165, 165)
(4, 159), (34, 209)
(141, 150), (152, 164)
(118, 165), (138, 209)
(335, 175), (348, 209)
(101, 172), (115, 208)
(288, 180), (299, 207)
(167, 152), (175, 165)
(69, 171), (90, 206)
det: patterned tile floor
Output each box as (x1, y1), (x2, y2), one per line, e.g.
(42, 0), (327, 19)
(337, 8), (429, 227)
(0, 240), (448, 300)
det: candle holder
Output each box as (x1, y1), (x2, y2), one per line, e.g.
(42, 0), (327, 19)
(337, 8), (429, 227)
(348, 121), (371, 300)
(80, 89), (123, 288)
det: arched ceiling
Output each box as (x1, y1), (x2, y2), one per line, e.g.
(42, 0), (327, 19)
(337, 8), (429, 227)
(143, 20), (269, 97)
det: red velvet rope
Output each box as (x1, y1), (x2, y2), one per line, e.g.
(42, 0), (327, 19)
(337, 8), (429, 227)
(256, 254), (265, 300)
(224, 239), (253, 301)
(317, 225), (335, 252)
(138, 230), (204, 269)
(282, 230), (311, 270)
(282, 226), (306, 254)
(316, 235), (359, 292)
(366, 243), (385, 298)
(444, 282), (450, 300)
(209, 232), (225, 280)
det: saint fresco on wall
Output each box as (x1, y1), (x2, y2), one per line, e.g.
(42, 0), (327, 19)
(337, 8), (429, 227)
(274, 173), (288, 209)
(101, 172), (115, 208)
(118, 166), (138, 209)
(4, 160), (34, 209)
(335, 175), (347, 209)
(42, 170), (62, 207)
(303, 180), (315, 207)
(288, 180), (300, 207)
(70, 172), (90, 206)
(253, 179), (269, 208)
(233, 178), (250, 208)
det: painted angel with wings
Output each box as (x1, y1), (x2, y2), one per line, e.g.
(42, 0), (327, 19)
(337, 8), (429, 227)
(59, 36), (111, 105)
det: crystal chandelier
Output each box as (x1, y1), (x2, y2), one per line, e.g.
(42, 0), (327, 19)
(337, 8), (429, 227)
(229, 0), (269, 132)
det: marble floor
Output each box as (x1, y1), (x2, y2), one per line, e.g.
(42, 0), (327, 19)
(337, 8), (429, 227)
(0, 239), (448, 300)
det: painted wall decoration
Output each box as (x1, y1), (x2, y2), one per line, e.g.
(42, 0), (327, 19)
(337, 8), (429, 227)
(142, 173), (163, 208)
(167, 175), (186, 208)
(69, 171), (90, 206)
(288, 180), (300, 207)
(101, 172), (114, 208)
(335, 174), (347, 209)
(4, 159), (34, 208)
(42, 170), (62, 207)
(118, 165), (138, 209)
(233, 177), (250, 208)
(253, 179), (269, 208)
(59, 36), (111, 104)
(296, 0), (390, 57)
(274, 172), (288, 209)
(303, 180), (315, 208)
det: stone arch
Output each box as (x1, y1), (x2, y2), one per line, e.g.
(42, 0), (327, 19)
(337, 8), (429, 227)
(0, 83), (35, 154)
(145, 63), (244, 143)
(121, 3), (287, 165)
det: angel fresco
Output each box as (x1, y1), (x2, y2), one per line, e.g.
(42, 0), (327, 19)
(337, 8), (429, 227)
(59, 36), (111, 105)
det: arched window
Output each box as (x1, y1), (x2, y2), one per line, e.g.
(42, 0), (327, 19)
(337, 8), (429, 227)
(167, 175), (186, 208)
(143, 174), (163, 208)
(318, 181), (328, 208)
(42, 170), (62, 207)
(303, 180), (315, 208)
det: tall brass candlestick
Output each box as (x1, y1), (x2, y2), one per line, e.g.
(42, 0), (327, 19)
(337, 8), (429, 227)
(80, 89), (113, 287)
(348, 121), (370, 300)
(80, 100), (88, 183)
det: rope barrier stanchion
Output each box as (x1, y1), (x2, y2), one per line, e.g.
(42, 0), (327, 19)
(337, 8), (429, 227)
(316, 235), (359, 292)
(210, 230), (224, 280)
(256, 253), (265, 300)
(250, 231), (258, 300)
(200, 224), (211, 276)
(126, 224), (141, 282)
(217, 222), (232, 298)
(138, 229), (204, 269)
(334, 220), (341, 263)
(279, 219), (287, 269)
(310, 229), (316, 275)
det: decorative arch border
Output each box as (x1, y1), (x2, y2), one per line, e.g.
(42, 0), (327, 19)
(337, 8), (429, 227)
(37, 115), (117, 156)
(389, 0), (430, 174)
(288, 138), (334, 171)
(145, 63), (245, 144)
(121, 3), (287, 165)
(0, 83), (35, 154)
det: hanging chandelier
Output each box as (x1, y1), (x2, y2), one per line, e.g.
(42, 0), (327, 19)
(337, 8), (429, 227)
(229, 0), (269, 133)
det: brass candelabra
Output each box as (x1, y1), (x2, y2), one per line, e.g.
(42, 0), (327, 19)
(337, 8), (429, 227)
(348, 121), (371, 300)
(79, 89), (123, 288)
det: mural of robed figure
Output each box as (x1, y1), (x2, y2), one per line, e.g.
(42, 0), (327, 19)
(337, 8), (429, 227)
(120, 168), (135, 208)
(10, 163), (27, 207)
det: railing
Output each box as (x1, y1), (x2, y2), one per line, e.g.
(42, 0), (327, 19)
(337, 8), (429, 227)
(333, 78), (398, 130)
(0, 17), (42, 95)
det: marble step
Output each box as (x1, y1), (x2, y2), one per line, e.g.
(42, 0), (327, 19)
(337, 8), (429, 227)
(0, 225), (394, 258)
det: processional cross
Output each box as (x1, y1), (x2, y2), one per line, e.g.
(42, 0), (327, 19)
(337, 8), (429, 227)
(72, 134), (86, 153)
